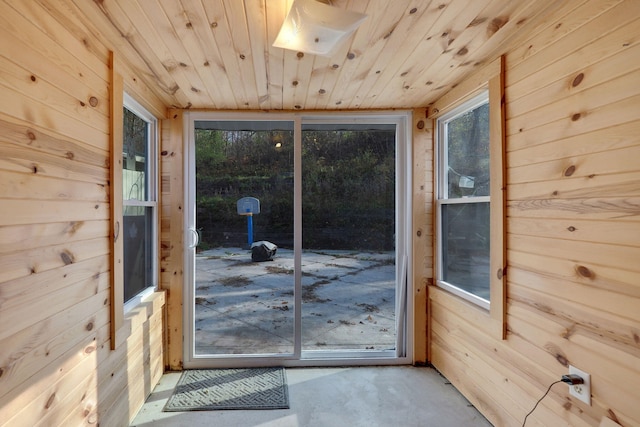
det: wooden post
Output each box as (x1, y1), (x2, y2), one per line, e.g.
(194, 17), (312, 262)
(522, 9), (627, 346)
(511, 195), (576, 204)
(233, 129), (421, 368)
(109, 51), (124, 350)
(160, 109), (184, 370)
(412, 108), (433, 364)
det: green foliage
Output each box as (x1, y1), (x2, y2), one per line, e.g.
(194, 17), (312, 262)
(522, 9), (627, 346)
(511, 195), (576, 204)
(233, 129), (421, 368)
(195, 129), (226, 176)
(195, 127), (395, 250)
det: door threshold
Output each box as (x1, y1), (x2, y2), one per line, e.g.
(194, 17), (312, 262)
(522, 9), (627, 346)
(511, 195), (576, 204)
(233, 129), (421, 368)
(185, 352), (410, 369)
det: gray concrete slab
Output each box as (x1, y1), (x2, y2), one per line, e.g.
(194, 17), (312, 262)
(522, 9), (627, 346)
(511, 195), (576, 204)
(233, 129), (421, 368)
(194, 247), (398, 355)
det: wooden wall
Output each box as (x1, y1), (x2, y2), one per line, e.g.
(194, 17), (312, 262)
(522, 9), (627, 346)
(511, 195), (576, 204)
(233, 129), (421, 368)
(429, 1), (640, 426)
(161, 110), (185, 371)
(412, 108), (433, 364)
(2, 0), (638, 426)
(0, 1), (165, 425)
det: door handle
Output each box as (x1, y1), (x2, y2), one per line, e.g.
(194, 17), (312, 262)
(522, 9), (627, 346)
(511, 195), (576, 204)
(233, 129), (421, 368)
(189, 228), (200, 249)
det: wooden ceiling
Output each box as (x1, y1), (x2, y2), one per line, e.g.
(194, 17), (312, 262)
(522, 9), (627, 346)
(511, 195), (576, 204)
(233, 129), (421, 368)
(74, 0), (560, 111)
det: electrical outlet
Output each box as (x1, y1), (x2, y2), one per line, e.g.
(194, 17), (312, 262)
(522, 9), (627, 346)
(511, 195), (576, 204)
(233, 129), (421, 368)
(569, 365), (591, 406)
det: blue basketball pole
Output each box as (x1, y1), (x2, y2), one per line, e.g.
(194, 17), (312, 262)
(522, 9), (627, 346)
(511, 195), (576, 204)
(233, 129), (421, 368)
(246, 211), (253, 246)
(237, 197), (259, 249)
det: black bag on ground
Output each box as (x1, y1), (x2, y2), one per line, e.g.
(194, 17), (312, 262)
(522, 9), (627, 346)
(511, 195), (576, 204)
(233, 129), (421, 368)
(251, 241), (277, 262)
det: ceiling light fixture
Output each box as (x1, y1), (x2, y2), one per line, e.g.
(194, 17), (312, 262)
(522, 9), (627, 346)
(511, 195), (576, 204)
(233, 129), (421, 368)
(273, 0), (367, 56)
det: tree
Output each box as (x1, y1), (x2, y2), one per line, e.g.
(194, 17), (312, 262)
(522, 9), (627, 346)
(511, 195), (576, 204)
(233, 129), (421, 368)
(194, 127), (396, 250)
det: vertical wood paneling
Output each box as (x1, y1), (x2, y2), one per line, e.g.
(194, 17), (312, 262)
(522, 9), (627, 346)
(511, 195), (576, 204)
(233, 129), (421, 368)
(220, 0), (261, 107)
(199, 0), (252, 108)
(144, 0), (223, 108)
(175, 0), (235, 109)
(390, 0), (515, 108)
(68, 0), (191, 109)
(263, 0), (289, 110)
(281, 48), (303, 110)
(244, 0), (271, 109)
(429, 1), (640, 426)
(0, 0), (165, 425)
(328, 0), (405, 109)
(33, 0), (567, 111)
(412, 108), (432, 364)
(160, 109), (185, 370)
(488, 57), (507, 337)
(109, 51), (125, 349)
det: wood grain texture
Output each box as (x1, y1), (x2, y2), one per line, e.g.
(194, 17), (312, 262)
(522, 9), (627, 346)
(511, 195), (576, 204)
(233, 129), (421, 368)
(0, 1), (165, 425)
(160, 109), (185, 370)
(2, 0), (639, 426)
(32, 0), (561, 111)
(488, 57), (506, 337)
(109, 50), (125, 350)
(412, 108), (432, 364)
(430, 2), (640, 426)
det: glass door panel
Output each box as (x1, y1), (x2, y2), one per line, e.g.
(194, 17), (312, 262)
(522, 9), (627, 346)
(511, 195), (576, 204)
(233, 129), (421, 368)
(300, 123), (397, 355)
(192, 119), (296, 356)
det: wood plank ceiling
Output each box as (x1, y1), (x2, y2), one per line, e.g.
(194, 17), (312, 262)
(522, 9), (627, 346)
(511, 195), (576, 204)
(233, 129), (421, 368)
(74, 0), (561, 111)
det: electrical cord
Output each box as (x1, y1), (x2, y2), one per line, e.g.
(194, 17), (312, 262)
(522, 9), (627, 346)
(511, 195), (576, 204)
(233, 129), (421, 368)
(522, 380), (563, 427)
(522, 375), (584, 426)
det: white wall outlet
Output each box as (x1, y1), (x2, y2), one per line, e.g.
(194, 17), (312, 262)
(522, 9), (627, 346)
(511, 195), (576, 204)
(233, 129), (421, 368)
(569, 365), (591, 406)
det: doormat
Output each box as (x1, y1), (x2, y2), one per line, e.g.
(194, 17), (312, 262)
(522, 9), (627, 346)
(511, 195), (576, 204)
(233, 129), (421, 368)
(163, 368), (289, 411)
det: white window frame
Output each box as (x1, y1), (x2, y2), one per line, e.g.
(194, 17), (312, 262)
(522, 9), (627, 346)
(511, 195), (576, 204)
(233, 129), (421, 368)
(435, 91), (490, 310)
(122, 93), (158, 312)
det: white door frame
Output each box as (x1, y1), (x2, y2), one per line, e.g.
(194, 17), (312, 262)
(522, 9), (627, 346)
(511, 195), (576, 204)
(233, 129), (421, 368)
(182, 111), (413, 368)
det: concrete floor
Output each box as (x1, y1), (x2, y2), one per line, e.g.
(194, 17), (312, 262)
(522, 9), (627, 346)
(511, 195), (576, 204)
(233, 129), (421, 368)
(131, 366), (492, 427)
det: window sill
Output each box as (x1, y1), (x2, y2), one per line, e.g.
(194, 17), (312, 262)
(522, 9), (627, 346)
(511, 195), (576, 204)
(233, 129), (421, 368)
(124, 286), (157, 314)
(436, 280), (490, 311)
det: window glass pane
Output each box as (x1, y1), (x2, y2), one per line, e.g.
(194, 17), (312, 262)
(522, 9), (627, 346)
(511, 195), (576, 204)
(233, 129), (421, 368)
(301, 126), (396, 251)
(123, 206), (154, 302)
(123, 108), (148, 201)
(301, 125), (397, 352)
(193, 122), (295, 355)
(441, 202), (490, 301)
(446, 102), (489, 198)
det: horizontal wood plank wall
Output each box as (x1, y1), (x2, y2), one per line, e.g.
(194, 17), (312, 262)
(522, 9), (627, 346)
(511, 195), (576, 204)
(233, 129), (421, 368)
(0, 0), (166, 425)
(429, 1), (640, 426)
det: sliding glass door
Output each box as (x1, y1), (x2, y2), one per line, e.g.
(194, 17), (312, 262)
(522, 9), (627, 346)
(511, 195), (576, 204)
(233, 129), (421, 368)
(300, 122), (398, 357)
(187, 118), (297, 359)
(183, 112), (411, 367)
